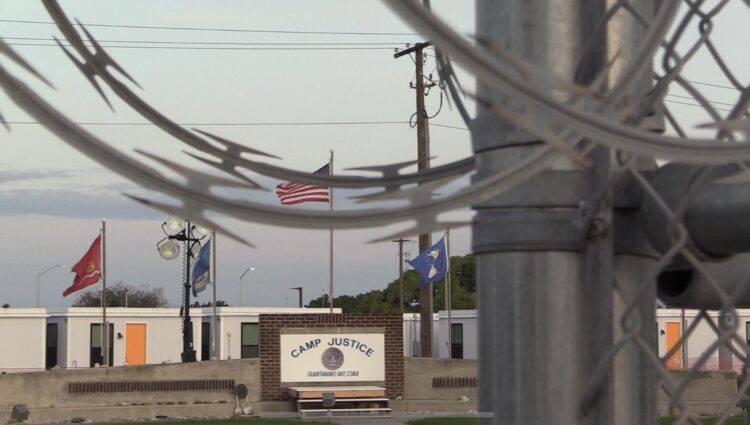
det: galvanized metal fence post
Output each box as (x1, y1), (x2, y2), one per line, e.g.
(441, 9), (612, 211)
(471, 0), (662, 422)
(473, 0), (613, 423)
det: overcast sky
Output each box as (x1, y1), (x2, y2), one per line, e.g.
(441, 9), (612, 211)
(0, 1), (476, 308)
(1, 1), (747, 309)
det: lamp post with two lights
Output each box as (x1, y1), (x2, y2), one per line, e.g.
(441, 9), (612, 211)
(156, 216), (210, 362)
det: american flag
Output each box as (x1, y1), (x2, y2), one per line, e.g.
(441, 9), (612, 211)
(275, 163), (331, 205)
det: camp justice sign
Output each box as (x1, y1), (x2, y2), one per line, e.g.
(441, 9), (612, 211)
(280, 333), (385, 382)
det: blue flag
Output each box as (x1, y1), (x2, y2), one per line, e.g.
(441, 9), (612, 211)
(192, 239), (211, 297)
(407, 237), (447, 285)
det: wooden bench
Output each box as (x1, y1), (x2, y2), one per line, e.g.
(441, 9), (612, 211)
(288, 386), (391, 418)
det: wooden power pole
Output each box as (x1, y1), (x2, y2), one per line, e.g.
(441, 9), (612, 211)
(395, 41), (434, 357)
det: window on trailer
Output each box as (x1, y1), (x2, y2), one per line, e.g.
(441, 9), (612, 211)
(46, 323), (58, 369)
(201, 322), (210, 361)
(241, 323), (259, 358)
(90, 323), (114, 367)
(451, 323), (464, 359)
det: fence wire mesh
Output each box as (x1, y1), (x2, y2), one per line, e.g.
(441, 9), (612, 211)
(563, 0), (750, 423)
(599, 1), (748, 423)
(388, 0), (750, 423)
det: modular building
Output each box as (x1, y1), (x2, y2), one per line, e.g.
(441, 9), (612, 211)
(4, 306), (743, 373)
(0, 308), (47, 372)
(401, 310), (478, 360)
(47, 307), (199, 368)
(0, 307), (338, 372)
(655, 308), (749, 371)
(406, 308), (750, 369)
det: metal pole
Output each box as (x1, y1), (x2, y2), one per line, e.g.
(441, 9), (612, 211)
(329, 150), (334, 313)
(400, 241), (405, 315)
(684, 310), (689, 368)
(473, 0), (612, 423)
(680, 308), (686, 368)
(211, 231), (218, 360)
(445, 229), (452, 359)
(393, 239), (408, 314)
(37, 264), (65, 308)
(606, 1), (660, 423)
(239, 267), (252, 307)
(181, 219), (196, 362)
(613, 257), (658, 425)
(291, 287), (303, 308)
(101, 218), (108, 367)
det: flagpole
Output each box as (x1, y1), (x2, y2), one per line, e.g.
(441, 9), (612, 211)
(210, 231), (218, 360)
(329, 150), (334, 314)
(445, 229), (452, 359)
(429, 233), (434, 345)
(101, 218), (108, 367)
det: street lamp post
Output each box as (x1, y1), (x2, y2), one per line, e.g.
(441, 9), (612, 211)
(156, 216), (210, 363)
(37, 264), (66, 307)
(290, 286), (303, 308)
(238, 267), (255, 307)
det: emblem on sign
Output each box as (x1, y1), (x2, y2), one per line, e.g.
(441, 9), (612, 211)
(321, 347), (345, 370)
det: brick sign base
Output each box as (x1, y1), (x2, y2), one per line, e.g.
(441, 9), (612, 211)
(259, 314), (403, 401)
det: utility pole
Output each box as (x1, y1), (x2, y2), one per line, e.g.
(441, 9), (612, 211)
(395, 41), (435, 357)
(392, 238), (412, 314)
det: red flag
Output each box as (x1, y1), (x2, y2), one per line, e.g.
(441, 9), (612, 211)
(63, 235), (102, 297)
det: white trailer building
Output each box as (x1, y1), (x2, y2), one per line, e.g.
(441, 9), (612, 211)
(0, 307), (338, 372)
(0, 308), (47, 372)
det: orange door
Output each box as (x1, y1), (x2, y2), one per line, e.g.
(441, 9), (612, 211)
(665, 322), (682, 368)
(125, 323), (146, 365)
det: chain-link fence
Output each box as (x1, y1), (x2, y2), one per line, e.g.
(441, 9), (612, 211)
(390, 1), (750, 424)
(1, 0), (750, 424)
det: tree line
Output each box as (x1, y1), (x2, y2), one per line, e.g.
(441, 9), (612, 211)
(307, 254), (476, 313)
(65, 254), (476, 312)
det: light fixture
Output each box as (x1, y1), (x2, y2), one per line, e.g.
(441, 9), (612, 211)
(193, 223), (211, 237)
(165, 215), (185, 232)
(157, 239), (180, 260)
(190, 241), (202, 258)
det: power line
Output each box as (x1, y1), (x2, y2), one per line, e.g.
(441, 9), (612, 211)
(1, 120), (469, 130)
(663, 99), (734, 113)
(3, 36), (407, 46)
(6, 43), (396, 51)
(684, 79), (740, 91)
(3, 120), (405, 126)
(431, 123), (469, 131)
(0, 18), (421, 36)
(665, 93), (736, 107)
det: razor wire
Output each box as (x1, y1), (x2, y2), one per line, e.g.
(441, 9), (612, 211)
(0, 0), (750, 423)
